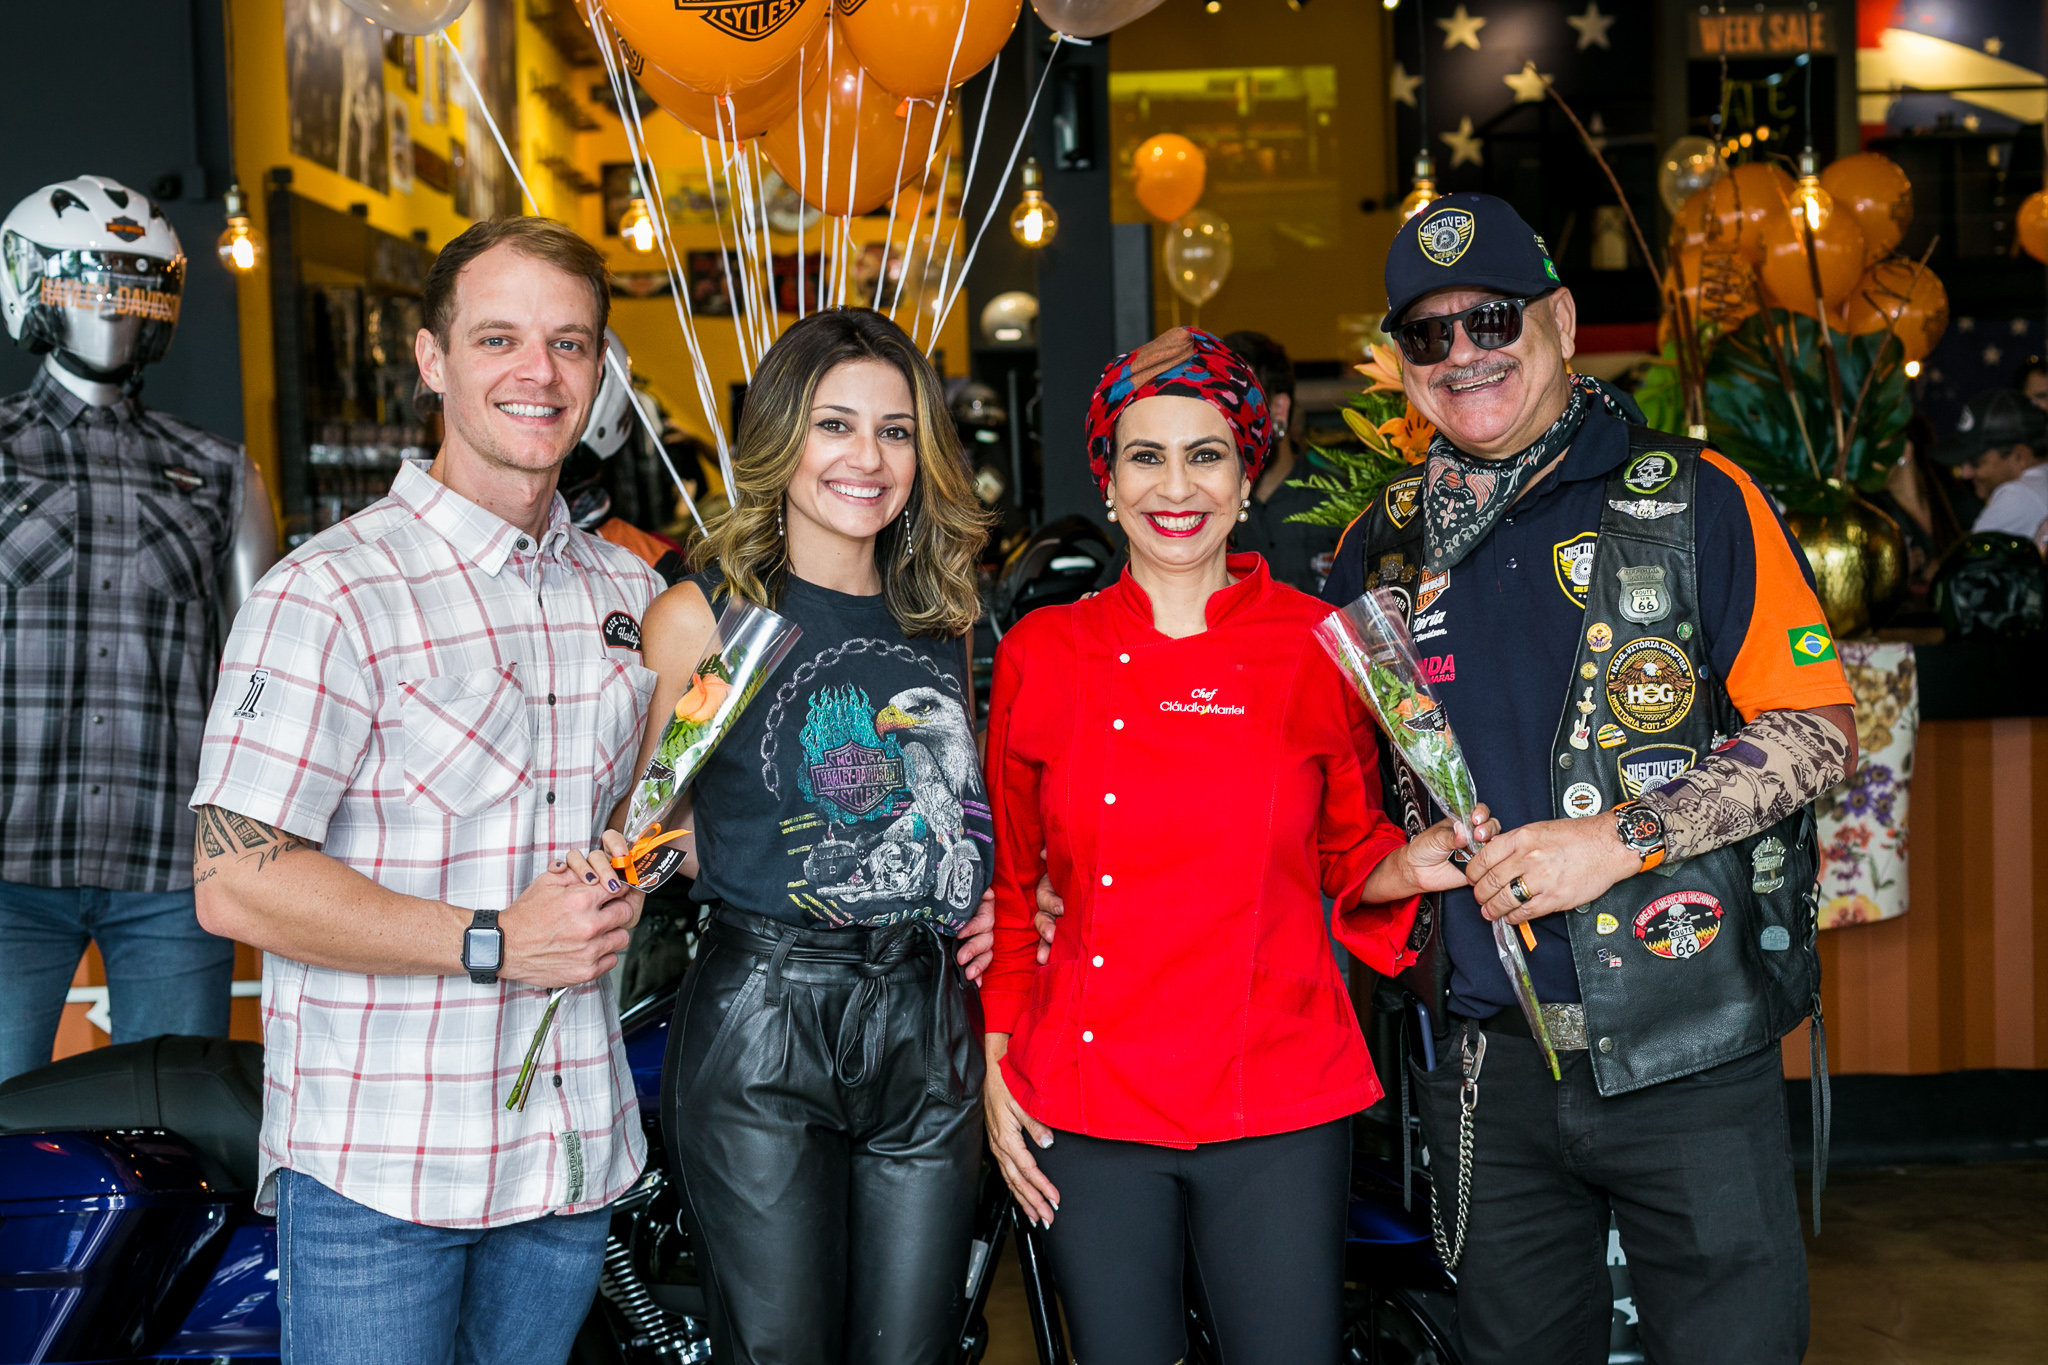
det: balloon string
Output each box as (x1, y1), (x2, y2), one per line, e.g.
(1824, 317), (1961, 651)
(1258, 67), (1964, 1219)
(714, 106), (768, 369)
(874, 107), (916, 309)
(906, 48), (1000, 332)
(795, 36), (808, 318)
(588, 1), (735, 495)
(701, 119), (754, 375)
(903, 142), (951, 336)
(931, 35), (1064, 351)
(842, 72), (865, 306)
(750, 142), (782, 341)
(821, 19), (835, 270)
(610, 346), (708, 536)
(439, 30), (538, 216)
(883, 0), (969, 315)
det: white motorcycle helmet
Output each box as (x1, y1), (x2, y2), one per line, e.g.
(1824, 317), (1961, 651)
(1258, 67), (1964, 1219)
(1, 175), (185, 376)
(578, 328), (639, 459)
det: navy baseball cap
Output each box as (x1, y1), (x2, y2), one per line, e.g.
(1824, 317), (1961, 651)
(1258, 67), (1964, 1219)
(1934, 389), (2048, 465)
(1382, 193), (1562, 330)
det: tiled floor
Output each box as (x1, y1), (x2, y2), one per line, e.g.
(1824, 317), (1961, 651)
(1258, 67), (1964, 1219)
(978, 1162), (2048, 1364)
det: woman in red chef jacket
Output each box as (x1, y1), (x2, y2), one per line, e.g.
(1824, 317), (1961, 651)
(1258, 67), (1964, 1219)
(980, 329), (1490, 1364)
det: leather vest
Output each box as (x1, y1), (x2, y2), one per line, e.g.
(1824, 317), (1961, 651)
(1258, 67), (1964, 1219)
(1354, 429), (1822, 1096)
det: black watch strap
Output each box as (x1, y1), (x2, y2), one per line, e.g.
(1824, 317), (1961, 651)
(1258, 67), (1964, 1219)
(463, 908), (502, 985)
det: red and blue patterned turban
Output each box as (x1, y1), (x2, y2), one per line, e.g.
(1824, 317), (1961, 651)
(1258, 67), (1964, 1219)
(1084, 327), (1271, 494)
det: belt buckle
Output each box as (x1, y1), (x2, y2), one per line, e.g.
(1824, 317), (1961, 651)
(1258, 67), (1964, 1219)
(1540, 1002), (1589, 1051)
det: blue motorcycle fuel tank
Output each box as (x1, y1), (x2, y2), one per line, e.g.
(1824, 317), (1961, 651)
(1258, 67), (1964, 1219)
(0, 1130), (238, 1362)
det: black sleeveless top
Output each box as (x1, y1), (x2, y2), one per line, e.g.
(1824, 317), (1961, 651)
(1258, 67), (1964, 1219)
(686, 570), (991, 932)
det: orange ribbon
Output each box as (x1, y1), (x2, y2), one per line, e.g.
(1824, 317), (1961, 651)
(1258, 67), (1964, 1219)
(610, 824), (692, 887)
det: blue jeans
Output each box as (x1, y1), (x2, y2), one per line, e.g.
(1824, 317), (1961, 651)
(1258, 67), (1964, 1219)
(0, 880), (235, 1083)
(277, 1169), (612, 1365)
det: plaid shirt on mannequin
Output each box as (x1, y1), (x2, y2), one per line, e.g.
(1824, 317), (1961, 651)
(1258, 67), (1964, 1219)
(0, 367), (245, 891)
(192, 460), (662, 1227)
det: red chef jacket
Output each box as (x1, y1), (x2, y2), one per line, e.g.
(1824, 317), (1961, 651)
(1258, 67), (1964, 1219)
(982, 553), (1420, 1147)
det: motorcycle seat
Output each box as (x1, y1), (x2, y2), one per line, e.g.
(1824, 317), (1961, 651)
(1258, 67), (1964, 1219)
(0, 1034), (263, 1193)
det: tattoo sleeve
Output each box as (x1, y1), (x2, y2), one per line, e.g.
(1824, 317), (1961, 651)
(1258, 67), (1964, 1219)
(1639, 710), (1851, 861)
(193, 804), (318, 875)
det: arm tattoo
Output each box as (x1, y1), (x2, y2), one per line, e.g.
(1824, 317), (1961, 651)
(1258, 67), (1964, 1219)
(1640, 709), (1851, 862)
(193, 804), (317, 875)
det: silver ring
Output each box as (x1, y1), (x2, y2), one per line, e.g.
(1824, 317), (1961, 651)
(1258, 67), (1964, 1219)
(1509, 876), (1533, 905)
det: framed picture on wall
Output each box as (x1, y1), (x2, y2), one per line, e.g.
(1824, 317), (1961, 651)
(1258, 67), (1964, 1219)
(284, 0), (390, 193)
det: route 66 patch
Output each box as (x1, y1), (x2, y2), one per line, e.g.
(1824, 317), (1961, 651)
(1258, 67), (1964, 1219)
(1634, 890), (1723, 960)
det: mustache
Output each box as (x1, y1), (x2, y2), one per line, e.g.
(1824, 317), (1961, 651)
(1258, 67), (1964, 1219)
(1430, 357), (1519, 391)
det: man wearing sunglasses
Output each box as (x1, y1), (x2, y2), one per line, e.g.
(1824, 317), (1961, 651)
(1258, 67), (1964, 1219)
(1324, 194), (1857, 1365)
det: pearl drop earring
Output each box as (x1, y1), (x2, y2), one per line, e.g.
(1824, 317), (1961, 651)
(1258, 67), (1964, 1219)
(1237, 497), (1250, 524)
(1104, 495), (1118, 524)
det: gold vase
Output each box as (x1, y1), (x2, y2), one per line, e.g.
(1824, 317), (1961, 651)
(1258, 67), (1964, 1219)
(1786, 496), (1906, 638)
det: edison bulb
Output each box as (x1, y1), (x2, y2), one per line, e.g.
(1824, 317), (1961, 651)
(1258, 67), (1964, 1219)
(1009, 158), (1059, 249)
(619, 195), (657, 254)
(1395, 153), (1439, 223)
(214, 184), (265, 274)
(1904, 359), (1921, 378)
(1791, 149), (1832, 233)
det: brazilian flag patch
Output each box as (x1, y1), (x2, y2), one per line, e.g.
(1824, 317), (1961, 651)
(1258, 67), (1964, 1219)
(1788, 623), (1838, 665)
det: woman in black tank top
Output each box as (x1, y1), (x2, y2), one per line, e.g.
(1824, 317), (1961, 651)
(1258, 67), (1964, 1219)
(612, 310), (994, 1364)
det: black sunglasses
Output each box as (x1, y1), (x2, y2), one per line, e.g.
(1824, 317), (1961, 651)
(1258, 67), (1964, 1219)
(1391, 291), (1552, 366)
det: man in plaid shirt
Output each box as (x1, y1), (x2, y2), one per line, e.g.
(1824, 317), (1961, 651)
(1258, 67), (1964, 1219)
(191, 218), (659, 1363)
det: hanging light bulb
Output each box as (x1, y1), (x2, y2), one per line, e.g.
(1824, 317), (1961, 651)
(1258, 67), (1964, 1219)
(618, 185), (657, 254)
(1791, 147), (1833, 233)
(215, 183), (265, 274)
(1008, 158), (1059, 249)
(1395, 152), (1439, 223)
(1903, 359), (1921, 378)
(1382, 0), (1400, 9)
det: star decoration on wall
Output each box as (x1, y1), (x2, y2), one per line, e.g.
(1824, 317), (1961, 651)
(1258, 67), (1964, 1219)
(1438, 5), (1486, 51)
(1984, 36), (2003, 56)
(1567, 2), (1616, 51)
(1441, 116), (1484, 167)
(1389, 61), (1422, 107)
(1983, 345), (2004, 366)
(1503, 61), (1552, 103)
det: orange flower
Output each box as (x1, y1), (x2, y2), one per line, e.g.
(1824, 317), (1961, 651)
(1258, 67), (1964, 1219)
(673, 672), (732, 724)
(1353, 342), (1407, 394)
(1378, 404), (1436, 464)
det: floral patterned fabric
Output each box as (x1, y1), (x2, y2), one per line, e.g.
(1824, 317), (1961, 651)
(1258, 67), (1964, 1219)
(1815, 640), (1917, 929)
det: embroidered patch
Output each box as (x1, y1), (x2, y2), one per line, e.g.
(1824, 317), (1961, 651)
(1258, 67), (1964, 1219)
(559, 1129), (586, 1203)
(230, 669), (270, 720)
(162, 466), (205, 493)
(602, 610), (642, 651)
(1563, 781), (1604, 818)
(1620, 450), (1678, 495)
(1415, 569), (1448, 613)
(1616, 742), (1698, 798)
(1788, 623), (1837, 665)
(1634, 889), (1724, 960)
(1416, 207), (1477, 267)
(1384, 475), (1422, 529)
(1608, 497), (1687, 520)
(1553, 532), (1598, 609)
(1605, 638), (1695, 733)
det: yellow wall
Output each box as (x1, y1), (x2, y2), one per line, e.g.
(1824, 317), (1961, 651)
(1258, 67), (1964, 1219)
(227, 0), (967, 512)
(1110, 0), (1403, 364)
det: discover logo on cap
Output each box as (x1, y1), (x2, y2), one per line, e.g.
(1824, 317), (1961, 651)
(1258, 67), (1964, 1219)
(1383, 192), (1561, 330)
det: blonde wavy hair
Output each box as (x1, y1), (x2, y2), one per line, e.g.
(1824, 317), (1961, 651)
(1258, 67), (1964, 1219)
(688, 309), (990, 638)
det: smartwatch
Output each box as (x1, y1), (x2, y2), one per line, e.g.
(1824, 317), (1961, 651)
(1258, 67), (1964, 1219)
(462, 908), (503, 985)
(1612, 801), (1668, 873)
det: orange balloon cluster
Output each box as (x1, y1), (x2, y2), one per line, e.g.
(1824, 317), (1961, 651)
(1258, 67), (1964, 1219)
(1668, 151), (1949, 366)
(604, 0), (1016, 223)
(2020, 190), (2048, 265)
(1132, 134), (1206, 222)
(759, 21), (954, 217)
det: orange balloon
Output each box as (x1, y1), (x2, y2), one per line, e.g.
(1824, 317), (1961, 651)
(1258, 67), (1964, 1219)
(1757, 208), (1866, 316)
(759, 23), (953, 216)
(2019, 189), (2048, 264)
(1842, 257), (1949, 362)
(1820, 152), (1912, 262)
(1673, 162), (1797, 264)
(840, 0), (1020, 99)
(608, 0), (828, 96)
(620, 34), (802, 140)
(1132, 133), (1205, 223)
(1664, 242), (1758, 336)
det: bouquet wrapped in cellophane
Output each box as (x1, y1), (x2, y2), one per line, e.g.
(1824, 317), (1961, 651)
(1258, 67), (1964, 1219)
(505, 598), (801, 1111)
(1312, 588), (1561, 1080)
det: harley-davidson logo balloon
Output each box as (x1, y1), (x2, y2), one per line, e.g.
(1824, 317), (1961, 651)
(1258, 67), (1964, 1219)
(676, 0), (810, 41)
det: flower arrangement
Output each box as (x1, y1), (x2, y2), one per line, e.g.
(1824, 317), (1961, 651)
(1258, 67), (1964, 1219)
(1286, 343), (1438, 529)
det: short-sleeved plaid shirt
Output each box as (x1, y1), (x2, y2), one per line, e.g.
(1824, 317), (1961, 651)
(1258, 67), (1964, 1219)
(192, 460), (662, 1227)
(0, 368), (246, 891)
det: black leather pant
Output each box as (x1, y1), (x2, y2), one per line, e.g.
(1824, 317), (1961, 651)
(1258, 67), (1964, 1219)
(663, 906), (986, 1365)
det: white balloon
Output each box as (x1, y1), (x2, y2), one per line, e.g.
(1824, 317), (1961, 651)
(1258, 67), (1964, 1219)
(1163, 209), (1232, 308)
(338, 0), (472, 37)
(1029, 0), (1165, 39)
